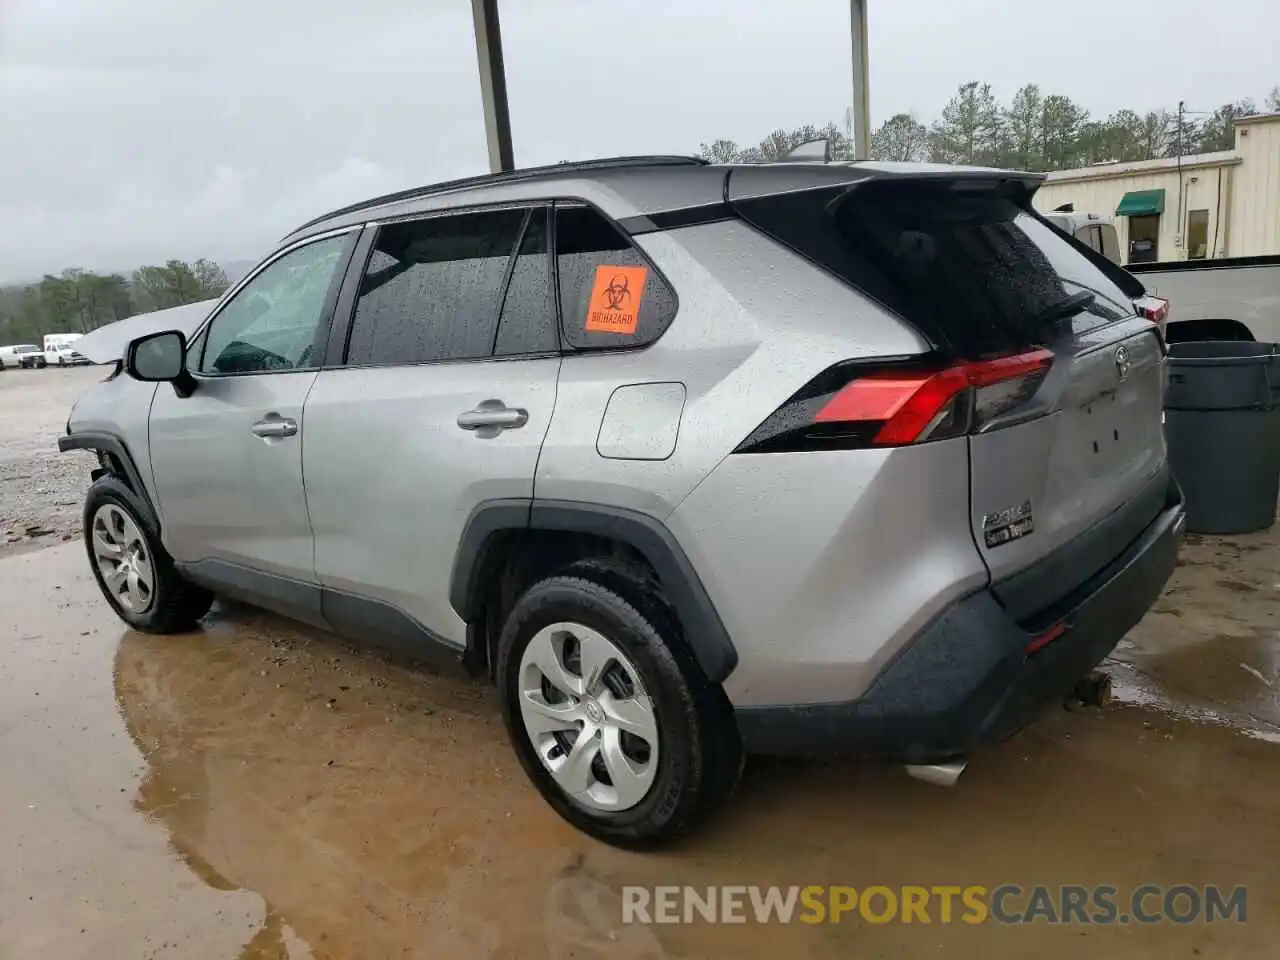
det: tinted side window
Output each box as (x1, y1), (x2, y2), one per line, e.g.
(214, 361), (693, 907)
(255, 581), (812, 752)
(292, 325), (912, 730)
(494, 208), (558, 356)
(555, 205), (677, 350)
(347, 209), (525, 365)
(199, 234), (349, 375)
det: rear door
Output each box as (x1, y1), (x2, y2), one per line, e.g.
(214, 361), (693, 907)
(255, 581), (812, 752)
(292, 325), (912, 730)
(303, 205), (560, 650)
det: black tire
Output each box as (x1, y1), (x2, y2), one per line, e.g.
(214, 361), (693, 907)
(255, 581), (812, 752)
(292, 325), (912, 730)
(58, 357), (66, 367)
(496, 558), (741, 848)
(83, 475), (213, 633)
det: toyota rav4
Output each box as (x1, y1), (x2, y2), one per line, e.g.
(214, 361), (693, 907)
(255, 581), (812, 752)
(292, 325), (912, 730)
(60, 156), (1184, 847)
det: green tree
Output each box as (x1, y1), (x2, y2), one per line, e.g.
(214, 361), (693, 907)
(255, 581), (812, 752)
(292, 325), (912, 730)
(1268, 87), (1280, 112)
(1039, 94), (1089, 170)
(698, 139), (742, 163)
(1139, 110), (1175, 160)
(132, 259), (229, 312)
(870, 113), (930, 161)
(1192, 99), (1257, 153)
(930, 82), (1002, 165)
(1005, 84), (1045, 170)
(38, 275), (78, 334)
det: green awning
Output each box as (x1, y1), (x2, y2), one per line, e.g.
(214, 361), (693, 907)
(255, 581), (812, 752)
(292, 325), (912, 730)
(1115, 189), (1165, 217)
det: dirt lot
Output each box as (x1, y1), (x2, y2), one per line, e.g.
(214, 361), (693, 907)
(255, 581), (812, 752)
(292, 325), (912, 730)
(1, 370), (1278, 959)
(0, 364), (101, 556)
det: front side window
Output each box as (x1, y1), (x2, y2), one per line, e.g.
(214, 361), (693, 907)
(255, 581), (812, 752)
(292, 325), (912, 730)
(199, 235), (349, 375)
(346, 208), (526, 365)
(555, 205), (678, 351)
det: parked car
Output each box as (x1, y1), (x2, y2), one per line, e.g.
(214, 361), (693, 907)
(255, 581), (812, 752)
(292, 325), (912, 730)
(13, 344), (46, 368)
(59, 156), (1185, 847)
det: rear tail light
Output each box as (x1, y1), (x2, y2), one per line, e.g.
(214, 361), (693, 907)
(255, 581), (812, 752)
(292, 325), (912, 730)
(1134, 295), (1170, 339)
(735, 349), (1054, 454)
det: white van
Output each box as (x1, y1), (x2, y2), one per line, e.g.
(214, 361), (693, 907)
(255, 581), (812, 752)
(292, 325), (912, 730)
(1042, 208), (1123, 265)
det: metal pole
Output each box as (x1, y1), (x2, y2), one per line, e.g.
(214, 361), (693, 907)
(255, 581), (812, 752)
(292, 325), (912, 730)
(850, 0), (871, 160)
(472, 0), (514, 172)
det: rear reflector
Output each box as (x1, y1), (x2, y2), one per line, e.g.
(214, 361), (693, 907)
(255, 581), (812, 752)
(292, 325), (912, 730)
(1025, 621), (1068, 655)
(735, 349), (1053, 454)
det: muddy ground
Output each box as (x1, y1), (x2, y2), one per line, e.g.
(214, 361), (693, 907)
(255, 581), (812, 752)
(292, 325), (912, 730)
(1, 370), (1278, 959)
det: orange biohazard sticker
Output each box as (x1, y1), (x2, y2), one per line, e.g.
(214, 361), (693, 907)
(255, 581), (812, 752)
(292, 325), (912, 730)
(584, 265), (648, 335)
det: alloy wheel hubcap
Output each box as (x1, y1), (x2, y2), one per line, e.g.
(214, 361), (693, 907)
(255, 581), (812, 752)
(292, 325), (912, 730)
(517, 622), (659, 813)
(91, 504), (155, 614)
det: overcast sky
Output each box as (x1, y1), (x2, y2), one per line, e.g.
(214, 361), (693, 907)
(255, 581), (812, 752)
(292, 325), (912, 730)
(0, 0), (1275, 280)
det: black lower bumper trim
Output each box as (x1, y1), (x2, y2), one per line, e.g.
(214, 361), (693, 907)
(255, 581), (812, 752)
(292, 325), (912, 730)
(735, 486), (1185, 761)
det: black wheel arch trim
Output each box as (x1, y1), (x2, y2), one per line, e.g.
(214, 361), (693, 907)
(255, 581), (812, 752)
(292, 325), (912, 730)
(450, 498), (739, 684)
(58, 431), (155, 515)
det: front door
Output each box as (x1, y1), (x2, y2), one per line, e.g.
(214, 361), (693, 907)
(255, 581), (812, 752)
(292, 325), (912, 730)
(148, 230), (357, 621)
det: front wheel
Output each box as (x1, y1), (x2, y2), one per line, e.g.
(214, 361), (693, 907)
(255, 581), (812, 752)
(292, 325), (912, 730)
(496, 560), (740, 848)
(83, 476), (213, 632)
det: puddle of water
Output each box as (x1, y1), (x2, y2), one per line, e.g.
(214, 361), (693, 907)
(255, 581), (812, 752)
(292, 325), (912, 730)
(9, 540), (1280, 959)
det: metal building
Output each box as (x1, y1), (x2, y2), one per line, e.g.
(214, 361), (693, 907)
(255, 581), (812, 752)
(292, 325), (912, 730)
(1032, 112), (1280, 265)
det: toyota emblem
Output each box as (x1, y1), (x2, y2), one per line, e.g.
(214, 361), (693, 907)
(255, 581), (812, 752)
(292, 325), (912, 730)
(1114, 345), (1132, 381)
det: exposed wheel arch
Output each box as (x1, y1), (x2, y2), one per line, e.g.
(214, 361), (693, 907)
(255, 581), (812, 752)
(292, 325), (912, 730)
(58, 431), (157, 519)
(451, 499), (738, 685)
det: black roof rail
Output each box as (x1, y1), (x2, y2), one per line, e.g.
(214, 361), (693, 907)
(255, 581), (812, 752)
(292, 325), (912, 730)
(285, 155), (708, 237)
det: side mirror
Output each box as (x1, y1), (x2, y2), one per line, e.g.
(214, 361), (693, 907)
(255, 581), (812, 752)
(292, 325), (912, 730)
(125, 330), (196, 396)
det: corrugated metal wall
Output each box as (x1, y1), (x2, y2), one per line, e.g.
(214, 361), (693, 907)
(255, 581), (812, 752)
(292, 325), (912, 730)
(1228, 118), (1280, 258)
(1033, 166), (1233, 263)
(1031, 115), (1280, 264)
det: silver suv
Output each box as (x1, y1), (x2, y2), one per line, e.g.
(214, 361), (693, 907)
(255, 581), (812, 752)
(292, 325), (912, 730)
(61, 156), (1185, 847)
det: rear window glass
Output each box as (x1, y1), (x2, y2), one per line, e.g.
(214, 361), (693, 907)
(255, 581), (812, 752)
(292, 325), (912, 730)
(737, 182), (1134, 355)
(555, 204), (678, 351)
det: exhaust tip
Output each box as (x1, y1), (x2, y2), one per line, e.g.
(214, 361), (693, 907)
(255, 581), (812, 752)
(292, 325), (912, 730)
(905, 760), (967, 788)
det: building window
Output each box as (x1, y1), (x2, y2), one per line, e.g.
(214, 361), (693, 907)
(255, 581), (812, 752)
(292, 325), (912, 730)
(1127, 215), (1160, 264)
(1186, 209), (1210, 260)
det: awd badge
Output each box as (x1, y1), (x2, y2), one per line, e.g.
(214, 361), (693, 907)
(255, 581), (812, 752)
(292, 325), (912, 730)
(983, 501), (1034, 548)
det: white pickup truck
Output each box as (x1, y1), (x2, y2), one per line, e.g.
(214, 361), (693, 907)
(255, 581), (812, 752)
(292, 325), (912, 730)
(1043, 209), (1277, 344)
(43, 333), (93, 367)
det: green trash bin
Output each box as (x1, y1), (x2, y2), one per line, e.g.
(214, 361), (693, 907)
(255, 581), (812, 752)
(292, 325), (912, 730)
(1164, 340), (1280, 535)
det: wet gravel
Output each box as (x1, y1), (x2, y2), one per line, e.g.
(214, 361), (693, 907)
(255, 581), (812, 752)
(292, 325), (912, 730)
(0, 366), (102, 557)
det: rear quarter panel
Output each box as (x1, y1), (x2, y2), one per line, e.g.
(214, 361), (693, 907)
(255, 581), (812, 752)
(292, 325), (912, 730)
(534, 218), (929, 517)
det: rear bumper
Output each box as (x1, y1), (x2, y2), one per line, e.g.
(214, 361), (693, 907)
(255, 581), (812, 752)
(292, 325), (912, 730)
(735, 480), (1185, 761)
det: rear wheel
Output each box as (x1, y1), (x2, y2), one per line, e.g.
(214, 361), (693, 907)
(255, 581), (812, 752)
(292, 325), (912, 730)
(496, 560), (740, 848)
(84, 476), (213, 632)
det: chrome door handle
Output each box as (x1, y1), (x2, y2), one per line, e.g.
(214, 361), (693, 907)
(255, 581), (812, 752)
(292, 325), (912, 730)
(251, 417), (298, 439)
(457, 400), (528, 435)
